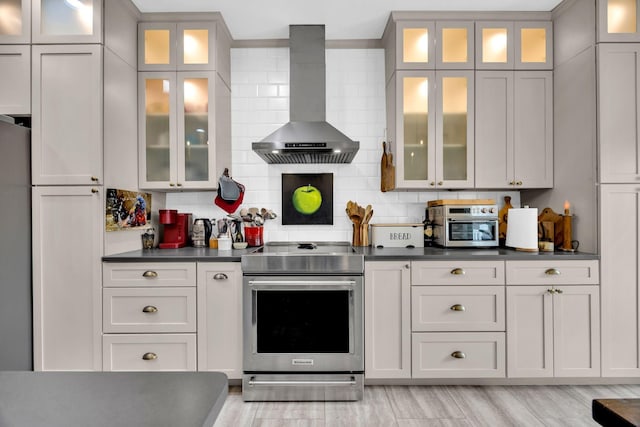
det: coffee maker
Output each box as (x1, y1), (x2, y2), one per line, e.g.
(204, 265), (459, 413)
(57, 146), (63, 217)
(158, 209), (192, 249)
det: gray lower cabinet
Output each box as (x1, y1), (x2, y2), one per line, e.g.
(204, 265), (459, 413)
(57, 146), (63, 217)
(364, 261), (411, 380)
(506, 260), (600, 378)
(102, 262), (197, 371)
(197, 262), (243, 379)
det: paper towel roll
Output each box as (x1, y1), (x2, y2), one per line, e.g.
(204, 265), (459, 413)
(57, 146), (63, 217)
(506, 208), (539, 252)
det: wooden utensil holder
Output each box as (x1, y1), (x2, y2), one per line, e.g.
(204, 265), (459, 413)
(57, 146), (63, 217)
(352, 224), (369, 247)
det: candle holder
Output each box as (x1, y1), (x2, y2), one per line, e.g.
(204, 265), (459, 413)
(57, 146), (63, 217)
(560, 213), (575, 252)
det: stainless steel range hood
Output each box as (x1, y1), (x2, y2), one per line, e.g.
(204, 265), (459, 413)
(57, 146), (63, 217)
(252, 25), (359, 164)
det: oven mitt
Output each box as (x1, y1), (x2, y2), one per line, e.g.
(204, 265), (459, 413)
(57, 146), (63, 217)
(215, 169), (245, 214)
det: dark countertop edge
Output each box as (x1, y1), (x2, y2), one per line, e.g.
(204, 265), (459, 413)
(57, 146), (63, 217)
(103, 247), (598, 262)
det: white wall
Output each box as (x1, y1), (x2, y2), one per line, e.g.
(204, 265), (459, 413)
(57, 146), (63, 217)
(167, 47), (521, 243)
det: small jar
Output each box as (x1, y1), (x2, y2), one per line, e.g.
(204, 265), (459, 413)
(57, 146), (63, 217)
(218, 236), (232, 251)
(141, 227), (155, 249)
(209, 236), (218, 249)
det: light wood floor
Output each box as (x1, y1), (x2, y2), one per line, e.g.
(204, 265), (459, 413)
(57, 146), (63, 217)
(213, 384), (640, 426)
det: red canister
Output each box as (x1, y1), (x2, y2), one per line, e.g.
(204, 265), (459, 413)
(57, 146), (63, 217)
(244, 226), (264, 247)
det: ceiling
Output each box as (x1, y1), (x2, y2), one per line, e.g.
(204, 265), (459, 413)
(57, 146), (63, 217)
(130, 0), (564, 40)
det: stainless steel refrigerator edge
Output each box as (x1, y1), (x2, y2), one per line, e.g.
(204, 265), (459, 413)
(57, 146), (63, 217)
(0, 118), (32, 370)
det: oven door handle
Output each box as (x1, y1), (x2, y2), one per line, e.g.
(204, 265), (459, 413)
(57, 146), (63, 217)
(247, 280), (357, 287)
(447, 218), (498, 222)
(247, 377), (358, 387)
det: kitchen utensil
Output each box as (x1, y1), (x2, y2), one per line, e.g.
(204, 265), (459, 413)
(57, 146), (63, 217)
(498, 196), (513, 243)
(538, 207), (564, 246)
(380, 141), (395, 192)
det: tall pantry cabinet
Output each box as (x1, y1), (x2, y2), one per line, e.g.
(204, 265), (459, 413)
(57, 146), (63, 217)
(31, 0), (139, 371)
(595, 0), (640, 377)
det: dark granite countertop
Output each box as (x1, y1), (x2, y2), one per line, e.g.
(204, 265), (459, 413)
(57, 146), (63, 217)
(103, 245), (598, 262)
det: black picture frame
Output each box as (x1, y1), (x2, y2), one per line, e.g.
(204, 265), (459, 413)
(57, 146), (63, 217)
(281, 173), (333, 225)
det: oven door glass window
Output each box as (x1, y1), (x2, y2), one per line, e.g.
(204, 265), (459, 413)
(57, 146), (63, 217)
(448, 221), (497, 242)
(256, 290), (350, 353)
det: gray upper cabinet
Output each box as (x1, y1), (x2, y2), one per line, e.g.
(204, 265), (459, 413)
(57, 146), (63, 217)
(598, 43), (640, 183)
(0, 0), (31, 43)
(392, 20), (436, 70)
(598, 0), (640, 42)
(475, 71), (553, 189)
(0, 45), (30, 114)
(32, 0), (103, 44)
(476, 20), (552, 70)
(138, 19), (231, 85)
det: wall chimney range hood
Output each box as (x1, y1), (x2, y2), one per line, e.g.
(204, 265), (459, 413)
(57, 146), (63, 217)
(252, 25), (359, 164)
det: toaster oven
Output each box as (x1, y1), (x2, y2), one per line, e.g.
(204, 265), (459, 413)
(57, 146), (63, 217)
(428, 203), (499, 248)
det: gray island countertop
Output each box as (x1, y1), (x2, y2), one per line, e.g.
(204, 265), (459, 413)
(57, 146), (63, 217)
(0, 371), (228, 427)
(102, 245), (598, 262)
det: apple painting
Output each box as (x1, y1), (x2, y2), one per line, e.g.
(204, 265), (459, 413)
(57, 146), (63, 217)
(292, 184), (322, 215)
(282, 173), (333, 225)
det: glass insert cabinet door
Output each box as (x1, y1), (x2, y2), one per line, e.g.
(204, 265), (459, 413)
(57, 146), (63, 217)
(599, 0), (640, 41)
(0, 0), (30, 43)
(436, 71), (474, 188)
(435, 21), (474, 69)
(177, 73), (215, 187)
(33, 0), (102, 43)
(395, 71), (436, 188)
(515, 21), (553, 69)
(476, 22), (514, 69)
(140, 73), (177, 187)
(396, 21), (435, 69)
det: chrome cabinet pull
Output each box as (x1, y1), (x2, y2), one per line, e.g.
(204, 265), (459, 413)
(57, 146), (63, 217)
(438, 181), (443, 186)
(142, 352), (157, 361)
(91, 188), (98, 193)
(547, 288), (556, 294)
(509, 180), (515, 185)
(429, 182), (435, 186)
(91, 176), (99, 182)
(555, 288), (563, 294)
(451, 351), (466, 359)
(404, 264), (410, 269)
(545, 268), (560, 276)
(142, 270), (158, 278)
(213, 273), (228, 280)
(142, 305), (158, 313)
(516, 181), (523, 186)
(177, 183), (183, 187)
(169, 183), (176, 187)
(547, 288), (564, 295)
(450, 304), (465, 312)
(450, 268), (465, 275)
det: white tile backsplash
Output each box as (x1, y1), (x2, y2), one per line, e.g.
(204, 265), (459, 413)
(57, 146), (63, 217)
(166, 47), (521, 242)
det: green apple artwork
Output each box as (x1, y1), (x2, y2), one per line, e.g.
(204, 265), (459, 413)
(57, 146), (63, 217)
(281, 173), (333, 225)
(292, 184), (322, 215)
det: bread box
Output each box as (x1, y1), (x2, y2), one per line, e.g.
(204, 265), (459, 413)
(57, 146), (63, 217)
(370, 223), (424, 248)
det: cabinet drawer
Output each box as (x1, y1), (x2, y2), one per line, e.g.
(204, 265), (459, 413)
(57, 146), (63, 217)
(412, 332), (505, 378)
(103, 334), (196, 371)
(411, 261), (505, 285)
(506, 260), (599, 285)
(103, 262), (196, 287)
(103, 288), (196, 333)
(412, 286), (505, 332)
